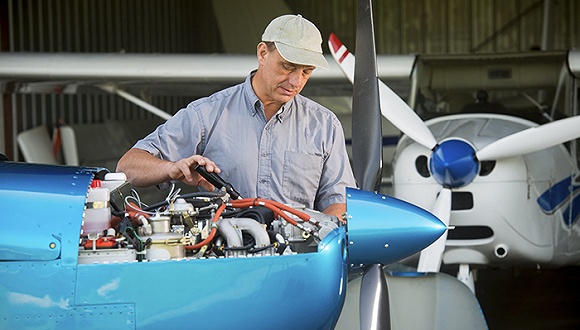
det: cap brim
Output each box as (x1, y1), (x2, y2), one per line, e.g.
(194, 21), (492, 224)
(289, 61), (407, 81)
(275, 42), (330, 70)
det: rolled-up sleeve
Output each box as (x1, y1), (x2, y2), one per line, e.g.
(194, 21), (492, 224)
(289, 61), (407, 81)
(315, 116), (357, 211)
(133, 103), (204, 161)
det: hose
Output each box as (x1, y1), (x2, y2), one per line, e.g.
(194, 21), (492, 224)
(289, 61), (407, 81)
(184, 197), (320, 252)
(185, 202), (225, 250)
(229, 198), (319, 238)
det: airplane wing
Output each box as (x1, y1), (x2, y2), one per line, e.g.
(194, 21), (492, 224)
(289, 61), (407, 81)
(0, 51), (415, 122)
(0, 52), (414, 91)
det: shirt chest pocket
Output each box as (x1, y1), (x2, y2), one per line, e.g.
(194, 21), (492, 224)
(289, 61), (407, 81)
(283, 151), (323, 206)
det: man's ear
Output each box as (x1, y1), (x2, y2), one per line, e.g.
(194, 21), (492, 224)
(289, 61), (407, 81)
(256, 42), (269, 63)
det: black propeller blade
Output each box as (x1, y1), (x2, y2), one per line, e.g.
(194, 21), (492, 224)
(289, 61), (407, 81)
(352, 0), (390, 329)
(352, 0), (383, 193)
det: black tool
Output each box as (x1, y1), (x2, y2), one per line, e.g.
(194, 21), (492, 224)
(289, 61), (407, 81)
(194, 164), (242, 199)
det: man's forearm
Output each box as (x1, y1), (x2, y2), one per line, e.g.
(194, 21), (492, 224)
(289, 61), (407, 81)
(116, 148), (173, 187)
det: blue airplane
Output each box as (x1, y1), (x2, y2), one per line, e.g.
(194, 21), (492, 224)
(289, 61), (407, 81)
(0, 161), (446, 329)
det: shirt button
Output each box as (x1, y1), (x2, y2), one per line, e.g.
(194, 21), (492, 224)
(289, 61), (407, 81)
(260, 179), (267, 183)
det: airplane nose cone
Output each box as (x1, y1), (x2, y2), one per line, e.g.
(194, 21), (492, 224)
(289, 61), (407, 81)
(345, 188), (446, 266)
(430, 139), (479, 188)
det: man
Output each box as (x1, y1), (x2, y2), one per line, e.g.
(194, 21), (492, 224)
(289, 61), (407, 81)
(116, 14), (356, 218)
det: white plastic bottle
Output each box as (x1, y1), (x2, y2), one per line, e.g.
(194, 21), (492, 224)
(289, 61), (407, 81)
(83, 179), (112, 235)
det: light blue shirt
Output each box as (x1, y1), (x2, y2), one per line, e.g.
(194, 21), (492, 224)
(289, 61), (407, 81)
(134, 74), (356, 211)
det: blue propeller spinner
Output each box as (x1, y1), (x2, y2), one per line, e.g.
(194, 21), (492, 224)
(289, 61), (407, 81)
(430, 140), (479, 189)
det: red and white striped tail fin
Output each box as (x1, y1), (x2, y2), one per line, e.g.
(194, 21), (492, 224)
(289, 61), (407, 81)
(328, 33), (355, 84)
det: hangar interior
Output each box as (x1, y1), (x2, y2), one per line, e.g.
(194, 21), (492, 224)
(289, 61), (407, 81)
(1, 0), (580, 165)
(1, 1), (580, 328)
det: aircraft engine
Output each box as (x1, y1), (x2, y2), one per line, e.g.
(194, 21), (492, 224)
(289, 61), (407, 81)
(78, 176), (340, 264)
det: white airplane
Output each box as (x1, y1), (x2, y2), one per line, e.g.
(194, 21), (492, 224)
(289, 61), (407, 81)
(330, 33), (580, 291)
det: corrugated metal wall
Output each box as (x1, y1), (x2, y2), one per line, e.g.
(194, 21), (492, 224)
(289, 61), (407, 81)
(3, 0), (578, 57)
(1, 0), (579, 160)
(289, 0), (580, 54)
(2, 0), (221, 53)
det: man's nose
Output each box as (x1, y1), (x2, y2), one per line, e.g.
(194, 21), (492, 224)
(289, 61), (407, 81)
(288, 70), (304, 87)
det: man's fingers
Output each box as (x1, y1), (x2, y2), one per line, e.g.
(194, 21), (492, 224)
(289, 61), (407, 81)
(175, 160), (195, 183)
(186, 155), (221, 174)
(170, 156), (220, 191)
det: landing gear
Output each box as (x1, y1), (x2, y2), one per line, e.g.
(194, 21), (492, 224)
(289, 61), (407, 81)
(457, 263), (476, 292)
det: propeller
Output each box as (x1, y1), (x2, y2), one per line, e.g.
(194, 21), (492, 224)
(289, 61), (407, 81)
(330, 31), (580, 273)
(476, 115), (580, 161)
(350, 0), (389, 329)
(359, 264), (390, 330)
(351, 0), (383, 193)
(417, 187), (451, 272)
(328, 33), (437, 151)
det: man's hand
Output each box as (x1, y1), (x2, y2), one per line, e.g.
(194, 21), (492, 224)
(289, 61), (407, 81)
(117, 148), (221, 191)
(168, 155), (221, 192)
(322, 203), (346, 220)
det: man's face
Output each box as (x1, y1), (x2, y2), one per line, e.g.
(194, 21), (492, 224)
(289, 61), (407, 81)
(257, 43), (315, 105)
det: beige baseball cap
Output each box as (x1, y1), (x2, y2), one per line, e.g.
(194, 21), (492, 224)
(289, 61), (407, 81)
(262, 14), (329, 70)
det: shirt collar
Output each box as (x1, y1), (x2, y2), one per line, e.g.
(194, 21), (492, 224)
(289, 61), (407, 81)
(275, 102), (291, 123)
(244, 72), (261, 117)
